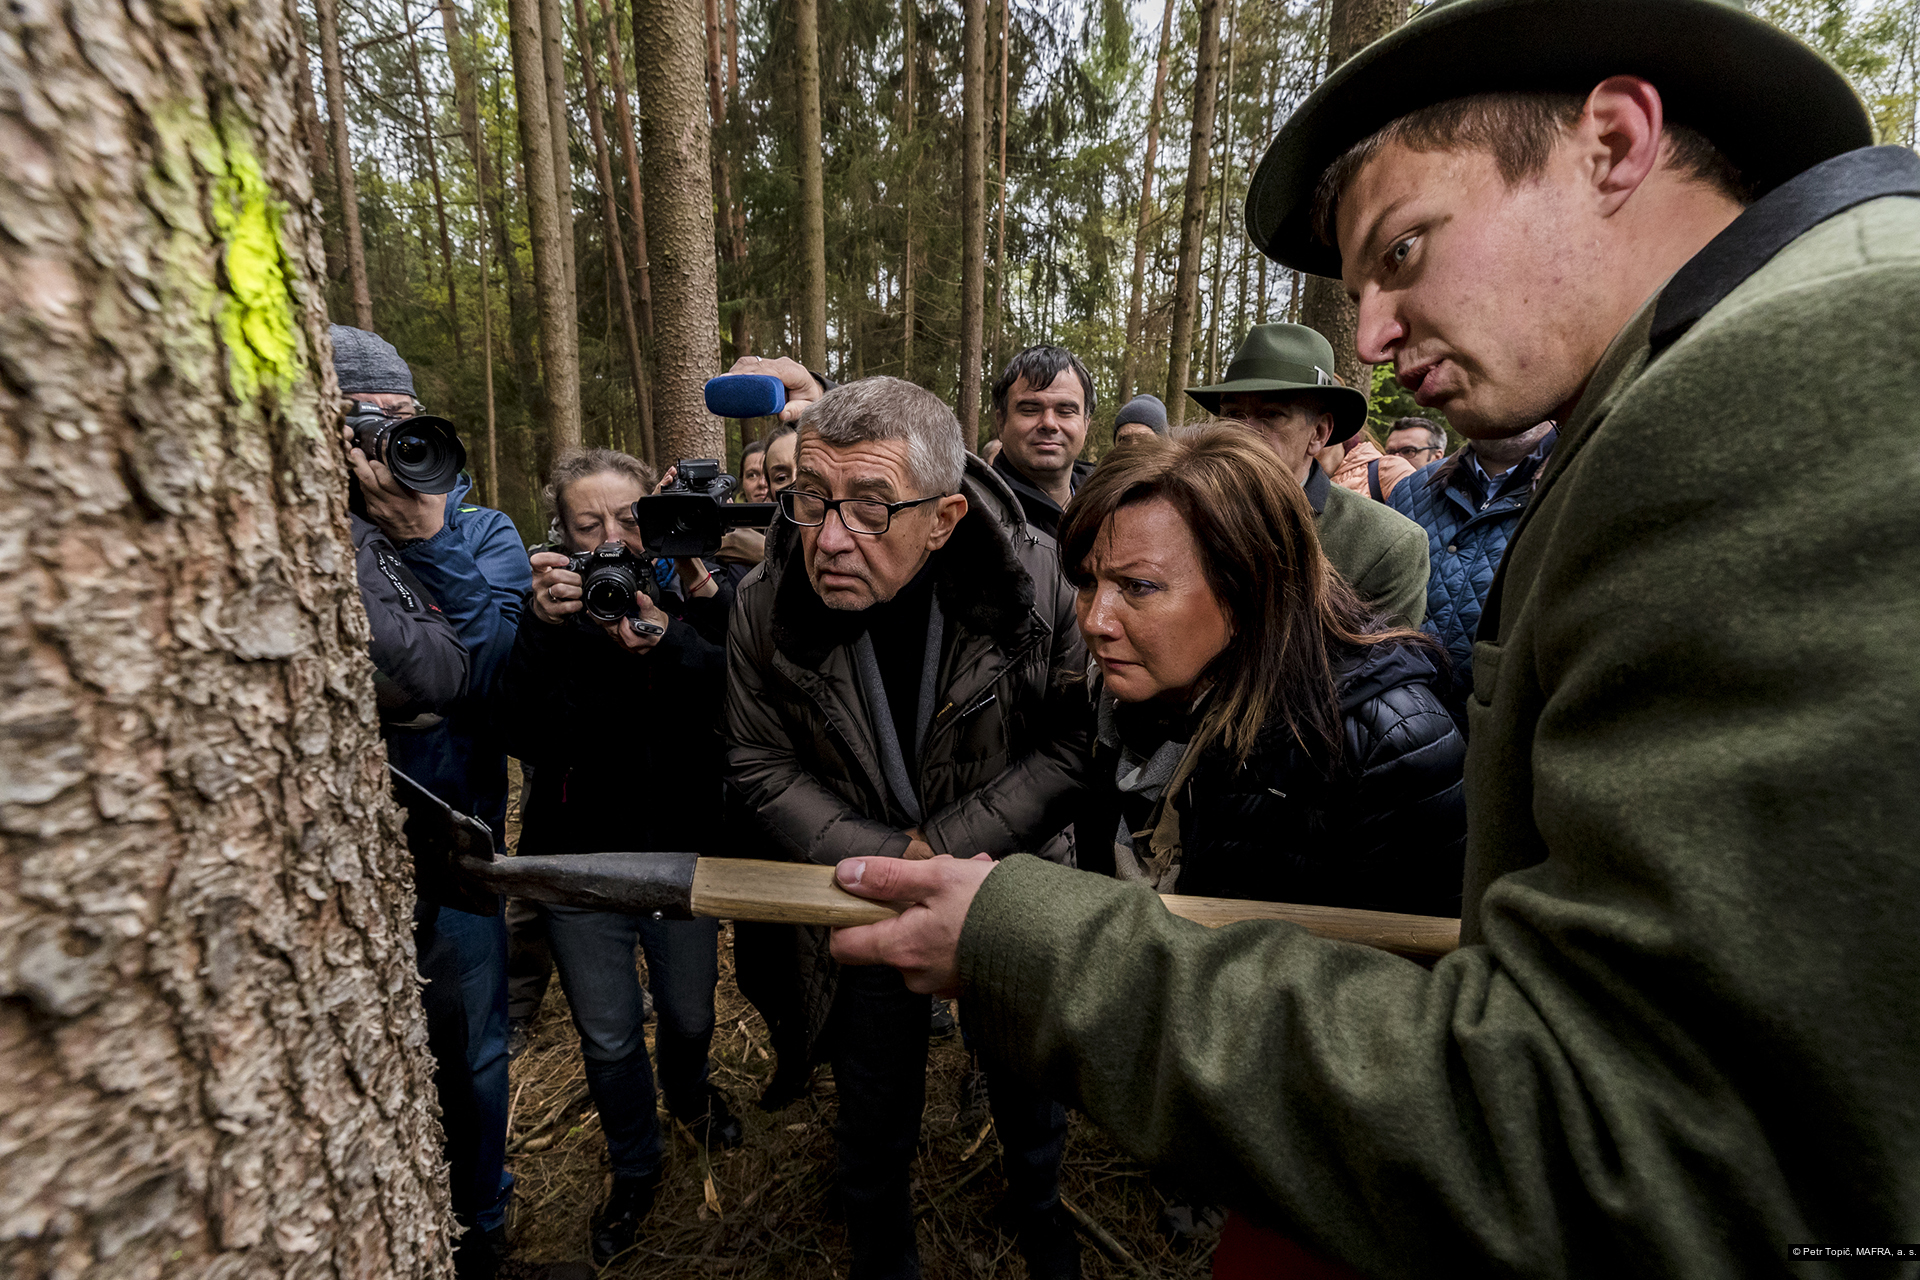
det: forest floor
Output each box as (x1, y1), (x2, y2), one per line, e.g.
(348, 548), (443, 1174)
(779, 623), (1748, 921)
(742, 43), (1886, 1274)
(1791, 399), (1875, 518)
(495, 767), (1217, 1279)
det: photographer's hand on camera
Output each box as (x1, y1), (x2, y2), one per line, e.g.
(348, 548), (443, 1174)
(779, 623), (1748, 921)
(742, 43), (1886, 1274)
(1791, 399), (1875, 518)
(343, 424), (445, 543)
(595, 591), (671, 654)
(528, 551), (584, 625)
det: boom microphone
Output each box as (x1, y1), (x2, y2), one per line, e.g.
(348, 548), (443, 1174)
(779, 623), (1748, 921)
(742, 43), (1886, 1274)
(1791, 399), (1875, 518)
(704, 373), (787, 420)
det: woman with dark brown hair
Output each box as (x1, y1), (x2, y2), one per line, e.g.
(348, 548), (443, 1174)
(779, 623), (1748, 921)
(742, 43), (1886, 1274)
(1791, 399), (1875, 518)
(1061, 424), (1465, 918)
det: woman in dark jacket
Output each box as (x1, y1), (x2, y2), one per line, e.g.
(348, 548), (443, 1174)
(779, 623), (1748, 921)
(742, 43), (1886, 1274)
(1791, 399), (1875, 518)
(497, 448), (738, 1268)
(1064, 423), (1465, 920)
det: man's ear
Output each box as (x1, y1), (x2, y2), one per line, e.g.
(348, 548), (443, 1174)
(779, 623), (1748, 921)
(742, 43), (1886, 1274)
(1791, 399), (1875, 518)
(1579, 76), (1665, 217)
(1304, 413), (1336, 457)
(926, 493), (969, 551)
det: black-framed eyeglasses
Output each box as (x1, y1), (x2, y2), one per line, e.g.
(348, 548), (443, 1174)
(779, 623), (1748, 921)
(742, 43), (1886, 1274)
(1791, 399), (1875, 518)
(778, 488), (946, 535)
(1385, 445), (1440, 459)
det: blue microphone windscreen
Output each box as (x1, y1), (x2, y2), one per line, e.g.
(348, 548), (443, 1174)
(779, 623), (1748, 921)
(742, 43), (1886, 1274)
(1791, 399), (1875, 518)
(705, 374), (787, 420)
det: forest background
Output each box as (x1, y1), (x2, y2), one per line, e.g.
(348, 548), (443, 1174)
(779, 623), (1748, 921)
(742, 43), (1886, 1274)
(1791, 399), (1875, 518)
(308, 0), (1920, 542)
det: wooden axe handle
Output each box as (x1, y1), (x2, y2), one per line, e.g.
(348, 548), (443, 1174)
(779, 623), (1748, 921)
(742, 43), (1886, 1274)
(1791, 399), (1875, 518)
(690, 858), (1459, 961)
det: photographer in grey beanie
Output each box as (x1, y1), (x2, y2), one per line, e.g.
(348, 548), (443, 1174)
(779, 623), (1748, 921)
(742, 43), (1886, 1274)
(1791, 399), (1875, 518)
(1111, 394), (1168, 446)
(329, 322), (529, 1277)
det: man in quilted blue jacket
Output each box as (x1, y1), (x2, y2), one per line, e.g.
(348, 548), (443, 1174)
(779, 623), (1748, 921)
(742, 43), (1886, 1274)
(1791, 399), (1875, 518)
(1387, 421), (1555, 719)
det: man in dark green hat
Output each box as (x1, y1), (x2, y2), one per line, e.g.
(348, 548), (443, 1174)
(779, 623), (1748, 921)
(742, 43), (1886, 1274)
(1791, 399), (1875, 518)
(1190, 321), (1428, 626)
(822, 0), (1920, 1273)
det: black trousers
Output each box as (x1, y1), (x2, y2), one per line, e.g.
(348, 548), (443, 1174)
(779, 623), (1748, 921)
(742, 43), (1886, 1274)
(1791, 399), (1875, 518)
(825, 964), (1068, 1280)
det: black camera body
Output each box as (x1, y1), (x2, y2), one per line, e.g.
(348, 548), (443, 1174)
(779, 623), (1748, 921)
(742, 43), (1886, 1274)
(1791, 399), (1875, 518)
(345, 401), (468, 495)
(634, 458), (776, 558)
(566, 541), (663, 623)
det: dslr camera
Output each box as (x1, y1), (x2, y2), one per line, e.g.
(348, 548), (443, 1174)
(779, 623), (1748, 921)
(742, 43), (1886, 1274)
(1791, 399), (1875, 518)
(567, 541), (663, 624)
(633, 458), (775, 558)
(345, 400), (468, 495)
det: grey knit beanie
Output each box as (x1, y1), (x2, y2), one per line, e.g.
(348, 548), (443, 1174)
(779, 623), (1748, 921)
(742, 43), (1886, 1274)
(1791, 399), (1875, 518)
(329, 324), (416, 396)
(1113, 394), (1169, 438)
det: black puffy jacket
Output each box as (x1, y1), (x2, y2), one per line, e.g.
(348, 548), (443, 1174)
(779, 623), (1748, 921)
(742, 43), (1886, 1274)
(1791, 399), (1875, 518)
(1078, 642), (1466, 918)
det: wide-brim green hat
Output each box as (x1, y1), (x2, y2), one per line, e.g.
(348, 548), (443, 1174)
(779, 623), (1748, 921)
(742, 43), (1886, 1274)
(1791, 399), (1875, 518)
(1247, 0), (1874, 279)
(1187, 322), (1371, 444)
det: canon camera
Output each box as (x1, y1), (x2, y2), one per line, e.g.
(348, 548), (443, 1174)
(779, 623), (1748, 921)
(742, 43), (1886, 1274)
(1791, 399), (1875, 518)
(567, 541), (663, 623)
(345, 400), (468, 495)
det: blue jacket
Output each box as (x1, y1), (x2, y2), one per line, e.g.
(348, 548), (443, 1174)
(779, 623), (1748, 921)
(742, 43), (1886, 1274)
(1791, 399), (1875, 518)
(1386, 432), (1556, 712)
(386, 474), (530, 852)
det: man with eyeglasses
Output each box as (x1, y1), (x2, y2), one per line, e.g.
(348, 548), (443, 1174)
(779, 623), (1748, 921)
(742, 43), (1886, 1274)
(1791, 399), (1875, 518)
(1383, 416), (1448, 468)
(726, 375), (1091, 1279)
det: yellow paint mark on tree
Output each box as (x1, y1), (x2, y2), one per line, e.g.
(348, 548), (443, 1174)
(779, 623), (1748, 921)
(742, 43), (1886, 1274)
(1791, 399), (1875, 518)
(207, 126), (302, 400)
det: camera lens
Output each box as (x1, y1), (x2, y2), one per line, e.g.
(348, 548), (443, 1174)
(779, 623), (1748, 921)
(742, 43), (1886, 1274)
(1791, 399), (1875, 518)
(391, 435), (430, 467)
(582, 562), (640, 622)
(379, 415), (467, 494)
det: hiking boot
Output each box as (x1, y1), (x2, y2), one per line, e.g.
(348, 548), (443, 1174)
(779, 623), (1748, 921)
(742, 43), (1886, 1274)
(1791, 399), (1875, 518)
(1157, 1198), (1226, 1250)
(674, 1084), (743, 1150)
(452, 1223), (508, 1280)
(955, 1062), (992, 1130)
(505, 1019), (531, 1061)
(758, 1059), (814, 1112)
(1013, 1202), (1082, 1280)
(589, 1173), (660, 1268)
(928, 997), (957, 1040)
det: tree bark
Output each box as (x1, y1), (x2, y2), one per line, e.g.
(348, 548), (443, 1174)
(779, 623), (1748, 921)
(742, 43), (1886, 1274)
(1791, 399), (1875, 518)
(294, 26), (348, 292)
(1163, 0), (1224, 425)
(441, 0), (544, 421)
(794, 0), (828, 370)
(511, 0), (585, 458)
(540, 0), (579, 314)
(958, 0), (987, 443)
(900, 0), (917, 381)
(991, 0), (1009, 367)
(576, 0), (657, 464)
(601, 4), (656, 342)
(402, 0), (463, 358)
(0, 0), (451, 1270)
(1119, 0), (1176, 404)
(314, 0), (375, 329)
(1299, 0), (1406, 391)
(1204, 0), (1237, 384)
(634, 0), (723, 461)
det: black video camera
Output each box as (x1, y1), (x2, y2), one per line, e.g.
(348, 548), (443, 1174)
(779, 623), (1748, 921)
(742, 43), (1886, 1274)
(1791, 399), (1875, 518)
(345, 400), (468, 495)
(633, 458), (775, 558)
(566, 541), (663, 623)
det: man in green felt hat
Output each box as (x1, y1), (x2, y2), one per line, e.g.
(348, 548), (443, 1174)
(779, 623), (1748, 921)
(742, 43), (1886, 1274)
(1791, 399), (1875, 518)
(1189, 321), (1429, 626)
(822, 0), (1920, 1273)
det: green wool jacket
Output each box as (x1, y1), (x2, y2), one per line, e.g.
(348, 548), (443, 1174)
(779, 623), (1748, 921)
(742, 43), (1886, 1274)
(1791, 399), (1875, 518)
(1308, 460), (1429, 628)
(956, 147), (1920, 1278)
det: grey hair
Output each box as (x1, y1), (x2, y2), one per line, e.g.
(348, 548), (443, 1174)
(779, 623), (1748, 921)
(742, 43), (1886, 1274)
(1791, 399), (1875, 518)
(797, 377), (965, 495)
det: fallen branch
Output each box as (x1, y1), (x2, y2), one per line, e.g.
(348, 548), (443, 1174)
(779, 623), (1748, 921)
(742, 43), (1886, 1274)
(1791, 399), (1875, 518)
(507, 1086), (591, 1155)
(1060, 1194), (1146, 1276)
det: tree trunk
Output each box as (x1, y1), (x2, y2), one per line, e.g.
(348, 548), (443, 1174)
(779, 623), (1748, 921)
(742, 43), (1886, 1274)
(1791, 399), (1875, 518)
(900, 0), (917, 380)
(403, 0), (463, 358)
(511, 0), (585, 458)
(576, 0), (657, 464)
(1119, 0), (1176, 404)
(991, 0), (1009, 367)
(479, 221), (501, 507)
(0, 0), (451, 1270)
(634, 0), (723, 461)
(294, 26), (348, 291)
(1163, 0), (1224, 425)
(1299, 0), (1406, 391)
(442, 0), (545, 422)
(540, 0), (579, 314)
(1204, 0), (1237, 384)
(601, 4), (656, 342)
(794, 0), (828, 369)
(314, 0), (375, 328)
(958, 0), (987, 443)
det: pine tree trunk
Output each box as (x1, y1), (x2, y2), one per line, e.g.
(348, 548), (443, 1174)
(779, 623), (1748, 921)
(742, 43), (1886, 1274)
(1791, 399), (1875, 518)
(601, 3), (657, 342)
(634, 0), (723, 461)
(0, 0), (451, 1269)
(1299, 0), (1406, 391)
(794, 0), (828, 369)
(900, 0), (917, 381)
(540, 0), (579, 314)
(991, 0), (1009, 367)
(958, 0), (987, 443)
(294, 27), (348, 292)
(511, 0), (585, 458)
(314, 0), (375, 329)
(576, 0), (658, 464)
(442, 0), (545, 422)
(1119, 0), (1176, 404)
(1204, 0), (1237, 384)
(403, 0), (463, 358)
(1163, 0), (1224, 425)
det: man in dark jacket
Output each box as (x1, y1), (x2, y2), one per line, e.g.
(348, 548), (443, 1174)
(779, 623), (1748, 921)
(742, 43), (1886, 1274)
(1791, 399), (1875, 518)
(828, 2), (1920, 1274)
(1387, 421), (1557, 717)
(989, 345), (1096, 538)
(726, 376), (1091, 1279)
(333, 325), (528, 1271)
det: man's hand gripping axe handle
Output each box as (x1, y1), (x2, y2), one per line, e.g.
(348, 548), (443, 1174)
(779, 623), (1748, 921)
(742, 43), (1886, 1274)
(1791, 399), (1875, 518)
(394, 766), (1461, 959)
